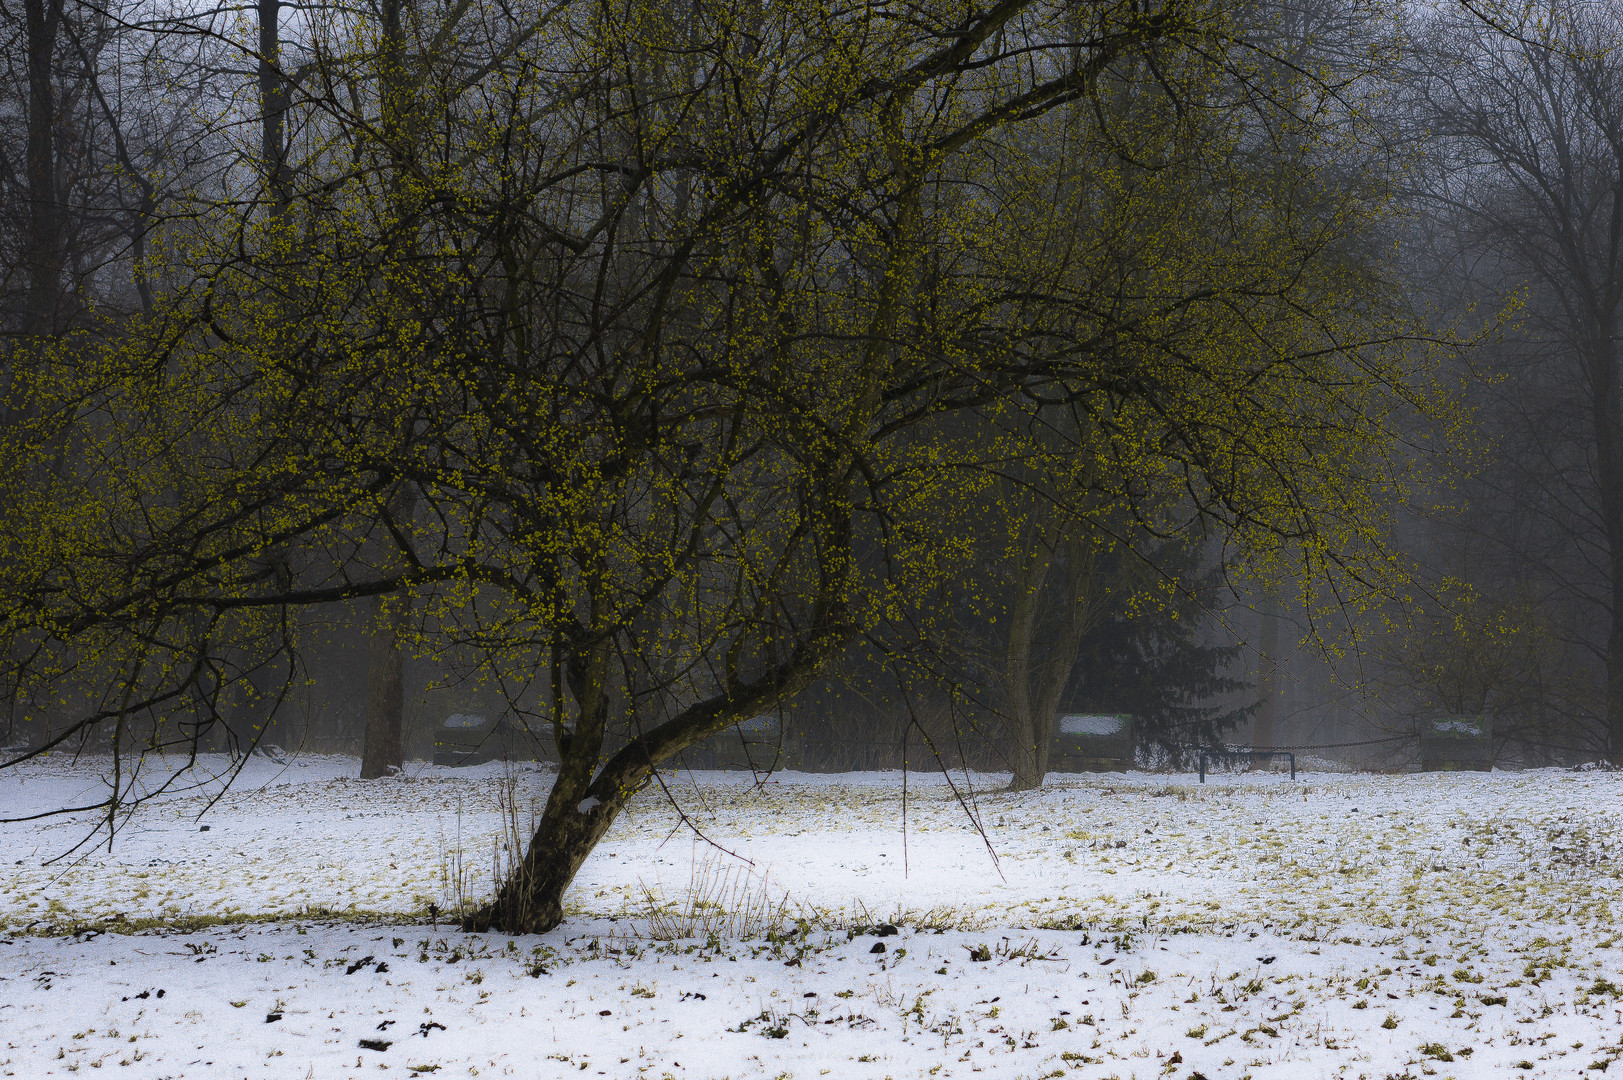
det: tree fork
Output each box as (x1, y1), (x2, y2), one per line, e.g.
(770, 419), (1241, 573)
(465, 790), (624, 935)
(467, 615), (850, 934)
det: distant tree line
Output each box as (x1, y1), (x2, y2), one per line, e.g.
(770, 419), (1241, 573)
(1356, 0), (1623, 766)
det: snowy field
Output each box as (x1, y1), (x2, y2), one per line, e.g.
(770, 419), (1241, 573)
(4, 756), (1623, 1079)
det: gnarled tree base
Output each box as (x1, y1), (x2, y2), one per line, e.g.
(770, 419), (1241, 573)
(1006, 772), (1045, 793)
(462, 799), (613, 935)
(463, 890), (563, 935)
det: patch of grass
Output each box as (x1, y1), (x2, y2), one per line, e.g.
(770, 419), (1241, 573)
(1, 905), (434, 939)
(639, 856), (790, 942)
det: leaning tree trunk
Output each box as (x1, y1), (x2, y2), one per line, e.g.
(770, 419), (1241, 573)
(462, 673), (705, 933)
(463, 598), (850, 933)
(475, 777), (625, 934)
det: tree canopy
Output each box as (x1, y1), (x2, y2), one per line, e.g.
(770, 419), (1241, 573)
(0, 0), (1458, 930)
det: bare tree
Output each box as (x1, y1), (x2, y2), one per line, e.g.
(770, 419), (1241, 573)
(1409, 0), (1623, 759)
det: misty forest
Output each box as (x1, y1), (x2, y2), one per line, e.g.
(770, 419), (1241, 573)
(4, 0), (1623, 1076)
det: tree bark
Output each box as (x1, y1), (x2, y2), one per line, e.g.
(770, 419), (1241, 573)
(359, 592), (410, 778)
(466, 608), (849, 933)
(1414, 9), (1623, 762)
(1007, 535), (1097, 792)
(1005, 541), (1052, 792)
(1251, 593), (1279, 765)
(257, 0), (290, 214)
(1588, 328), (1623, 762)
(360, 483), (417, 777)
(21, 0), (65, 341)
(475, 767), (620, 933)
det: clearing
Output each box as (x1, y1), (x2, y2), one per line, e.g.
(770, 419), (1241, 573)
(3, 756), (1622, 1078)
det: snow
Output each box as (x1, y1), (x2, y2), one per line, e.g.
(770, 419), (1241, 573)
(1427, 720), (1486, 738)
(1057, 715), (1128, 736)
(4, 756), (1623, 1078)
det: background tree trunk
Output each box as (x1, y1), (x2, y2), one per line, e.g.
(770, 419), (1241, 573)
(1007, 535), (1098, 792)
(359, 592), (410, 778)
(1251, 594), (1280, 764)
(22, 0), (65, 341)
(1004, 543), (1052, 791)
(361, 485), (417, 778)
(1408, 4), (1623, 762)
(257, 0), (290, 214)
(10, 0), (68, 438)
(1589, 331), (1623, 762)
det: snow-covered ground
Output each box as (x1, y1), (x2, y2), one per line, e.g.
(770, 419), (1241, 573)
(4, 755), (1623, 1079)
